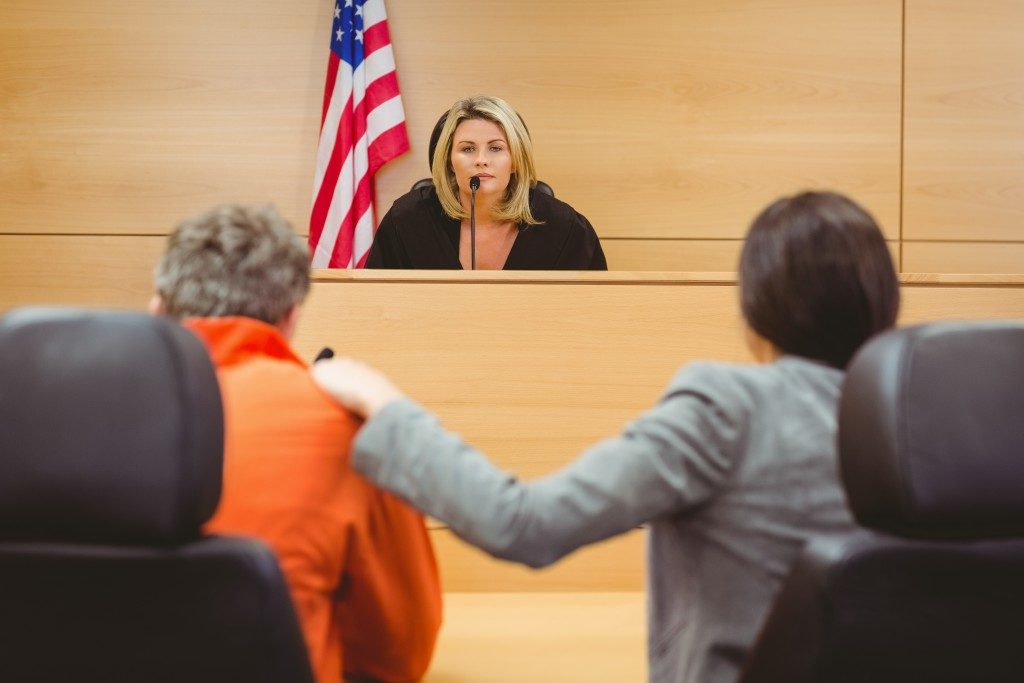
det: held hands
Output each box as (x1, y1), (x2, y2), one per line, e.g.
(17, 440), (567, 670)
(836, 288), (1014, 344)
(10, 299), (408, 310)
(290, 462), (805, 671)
(310, 357), (406, 419)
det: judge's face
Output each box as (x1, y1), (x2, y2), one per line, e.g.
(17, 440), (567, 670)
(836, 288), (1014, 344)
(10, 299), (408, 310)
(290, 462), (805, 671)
(449, 118), (513, 201)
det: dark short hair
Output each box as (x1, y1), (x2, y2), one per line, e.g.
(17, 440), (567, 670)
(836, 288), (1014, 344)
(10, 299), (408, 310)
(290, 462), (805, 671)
(738, 191), (900, 368)
(154, 204), (310, 325)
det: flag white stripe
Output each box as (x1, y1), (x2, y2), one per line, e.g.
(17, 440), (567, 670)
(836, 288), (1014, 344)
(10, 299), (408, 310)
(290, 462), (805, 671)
(351, 205), (376, 267)
(311, 234), (337, 268)
(365, 95), (406, 146)
(312, 64), (353, 195)
(353, 44), (396, 109)
(362, 0), (387, 30)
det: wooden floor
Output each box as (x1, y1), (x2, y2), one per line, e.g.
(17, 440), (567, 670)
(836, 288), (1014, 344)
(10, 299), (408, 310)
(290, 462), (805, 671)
(423, 592), (646, 683)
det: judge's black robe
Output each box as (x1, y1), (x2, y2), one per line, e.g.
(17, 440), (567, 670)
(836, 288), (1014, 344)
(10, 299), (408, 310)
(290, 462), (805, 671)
(365, 185), (607, 270)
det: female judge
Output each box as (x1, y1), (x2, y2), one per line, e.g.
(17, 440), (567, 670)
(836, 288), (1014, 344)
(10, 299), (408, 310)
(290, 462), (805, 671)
(313, 191), (900, 682)
(365, 95), (607, 270)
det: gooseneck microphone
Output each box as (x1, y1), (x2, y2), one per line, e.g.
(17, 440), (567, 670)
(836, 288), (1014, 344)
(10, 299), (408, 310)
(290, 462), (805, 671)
(469, 175), (480, 270)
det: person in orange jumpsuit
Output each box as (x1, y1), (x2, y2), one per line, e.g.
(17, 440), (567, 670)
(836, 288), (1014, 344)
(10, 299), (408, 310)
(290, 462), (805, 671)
(150, 204), (441, 682)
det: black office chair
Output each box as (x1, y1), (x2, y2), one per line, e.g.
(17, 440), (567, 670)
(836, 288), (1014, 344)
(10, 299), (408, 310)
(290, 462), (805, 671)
(0, 308), (314, 683)
(412, 110), (555, 197)
(740, 321), (1024, 682)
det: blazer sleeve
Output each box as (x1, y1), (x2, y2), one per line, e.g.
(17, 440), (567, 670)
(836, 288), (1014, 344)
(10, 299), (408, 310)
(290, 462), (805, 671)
(337, 486), (442, 681)
(352, 367), (743, 569)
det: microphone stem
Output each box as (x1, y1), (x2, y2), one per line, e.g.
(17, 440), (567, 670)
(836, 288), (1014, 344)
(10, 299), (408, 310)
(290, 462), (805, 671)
(470, 187), (477, 270)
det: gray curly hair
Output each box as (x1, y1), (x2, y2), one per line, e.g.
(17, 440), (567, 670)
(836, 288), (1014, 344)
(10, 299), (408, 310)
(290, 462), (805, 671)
(154, 204), (310, 324)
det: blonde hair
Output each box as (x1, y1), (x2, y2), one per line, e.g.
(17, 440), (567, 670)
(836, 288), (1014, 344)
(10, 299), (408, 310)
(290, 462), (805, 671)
(430, 95), (540, 225)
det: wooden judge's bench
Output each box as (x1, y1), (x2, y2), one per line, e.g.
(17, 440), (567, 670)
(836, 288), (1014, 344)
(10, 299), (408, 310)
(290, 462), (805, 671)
(290, 270), (1024, 682)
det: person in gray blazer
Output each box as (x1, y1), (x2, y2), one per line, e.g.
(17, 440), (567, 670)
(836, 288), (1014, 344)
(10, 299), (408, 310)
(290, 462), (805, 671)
(311, 191), (901, 683)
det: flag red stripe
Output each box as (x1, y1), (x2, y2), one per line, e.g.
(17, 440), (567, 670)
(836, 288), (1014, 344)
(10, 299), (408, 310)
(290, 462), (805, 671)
(367, 123), (409, 176)
(361, 70), (401, 118)
(320, 53), (340, 127)
(362, 22), (392, 57)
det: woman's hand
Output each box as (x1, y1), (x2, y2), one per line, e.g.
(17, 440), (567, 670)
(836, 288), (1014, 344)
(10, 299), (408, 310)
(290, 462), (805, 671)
(311, 357), (406, 419)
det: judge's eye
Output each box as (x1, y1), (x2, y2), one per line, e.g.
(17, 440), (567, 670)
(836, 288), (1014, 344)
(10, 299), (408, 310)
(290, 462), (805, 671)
(458, 146), (475, 153)
(490, 145), (505, 153)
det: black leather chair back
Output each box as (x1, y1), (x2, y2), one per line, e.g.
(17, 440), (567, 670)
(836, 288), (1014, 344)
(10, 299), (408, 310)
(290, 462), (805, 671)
(0, 308), (314, 683)
(740, 321), (1024, 682)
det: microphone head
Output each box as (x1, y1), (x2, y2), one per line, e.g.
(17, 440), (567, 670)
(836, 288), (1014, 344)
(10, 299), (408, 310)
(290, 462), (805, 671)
(469, 175), (480, 191)
(313, 347), (335, 363)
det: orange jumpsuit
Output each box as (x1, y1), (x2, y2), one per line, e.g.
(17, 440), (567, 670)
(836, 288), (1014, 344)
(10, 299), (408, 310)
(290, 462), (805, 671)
(186, 317), (441, 683)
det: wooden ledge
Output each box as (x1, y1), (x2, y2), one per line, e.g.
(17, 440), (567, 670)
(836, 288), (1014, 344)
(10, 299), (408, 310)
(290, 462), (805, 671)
(311, 269), (738, 285)
(312, 269), (1024, 287)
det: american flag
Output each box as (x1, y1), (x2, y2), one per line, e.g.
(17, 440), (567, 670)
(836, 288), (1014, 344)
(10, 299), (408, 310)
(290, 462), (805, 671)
(309, 0), (409, 268)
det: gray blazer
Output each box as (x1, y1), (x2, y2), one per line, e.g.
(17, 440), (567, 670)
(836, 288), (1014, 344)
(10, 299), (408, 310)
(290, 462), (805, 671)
(353, 356), (857, 682)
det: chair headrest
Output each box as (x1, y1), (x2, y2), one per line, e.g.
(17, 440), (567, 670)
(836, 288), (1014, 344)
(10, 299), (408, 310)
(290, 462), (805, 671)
(839, 321), (1024, 539)
(0, 308), (223, 545)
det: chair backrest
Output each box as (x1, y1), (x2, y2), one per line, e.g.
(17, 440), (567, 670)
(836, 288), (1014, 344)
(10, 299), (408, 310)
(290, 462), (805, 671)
(0, 308), (314, 683)
(416, 109), (555, 197)
(740, 321), (1024, 682)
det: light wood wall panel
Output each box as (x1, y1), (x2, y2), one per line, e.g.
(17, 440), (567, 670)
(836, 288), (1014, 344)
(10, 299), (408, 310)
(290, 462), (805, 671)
(0, 1), (326, 236)
(380, 0), (902, 241)
(904, 242), (1024, 274)
(603, 239), (901, 274)
(8, 0), (1024, 272)
(0, 235), (162, 312)
(900, 278), (1024, 321)
(602, 239), (745, 272)
(602, 239), (901, 274)
(5, 1), (1024, 273)
(905, 0), (1024, 274)
(1, 0), (901, 250)
(0, 234), (889, 295)
(903, 0), (1024, 244)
